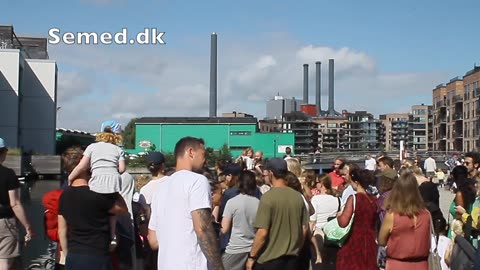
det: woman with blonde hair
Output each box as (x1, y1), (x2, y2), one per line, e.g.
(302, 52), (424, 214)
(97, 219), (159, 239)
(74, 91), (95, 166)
(401, 159), (440, 218)
(378, 171), (431, 270)
(286, 158), (313, 200)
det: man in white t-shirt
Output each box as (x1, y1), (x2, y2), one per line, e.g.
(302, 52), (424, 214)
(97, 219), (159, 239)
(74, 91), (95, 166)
(364, 154), (376, 171)
(148, 137), (224, 270)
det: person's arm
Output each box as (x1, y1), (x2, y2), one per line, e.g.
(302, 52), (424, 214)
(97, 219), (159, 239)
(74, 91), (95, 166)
(378, 211), (394, 246)
(337, 195), (354, 227)
(9, 189), (33, 237)
(192, 208), (224, 270)
(118, 159), (126, 174)
(455, 191), (465, 220)
(220, 216), (232, 234)
(246, 228), (269, 270)
(67, 155), (90, 183)
(58, 215), (68, 254)
(147, 229), (158, 250)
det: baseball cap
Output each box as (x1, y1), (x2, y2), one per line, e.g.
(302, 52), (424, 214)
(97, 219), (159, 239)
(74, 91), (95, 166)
(0, 138), (6, 149)
(101, 120), (123, 134)
(220, 163), (242, 176)
(147, 152), (165, 164)
(265, 158), (288, 174)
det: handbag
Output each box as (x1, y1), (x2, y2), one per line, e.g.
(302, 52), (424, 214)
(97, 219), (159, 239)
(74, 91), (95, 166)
(428, 214), (442, 270)
(323, 194), (356, 247)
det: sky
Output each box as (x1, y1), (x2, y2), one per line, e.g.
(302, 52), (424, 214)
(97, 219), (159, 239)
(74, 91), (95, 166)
(3, 0), (480, 132)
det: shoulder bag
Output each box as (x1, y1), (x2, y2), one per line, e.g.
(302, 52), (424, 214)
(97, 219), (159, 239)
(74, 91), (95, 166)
(428, 213), (442, 270)
(323, 194), (356, 247)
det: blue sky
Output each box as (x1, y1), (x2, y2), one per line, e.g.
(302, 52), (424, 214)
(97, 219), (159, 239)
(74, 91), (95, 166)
(4, 0), (480, 131)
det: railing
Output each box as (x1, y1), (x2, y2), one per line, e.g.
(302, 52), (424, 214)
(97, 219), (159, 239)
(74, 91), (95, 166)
(436, 100), (447, 108)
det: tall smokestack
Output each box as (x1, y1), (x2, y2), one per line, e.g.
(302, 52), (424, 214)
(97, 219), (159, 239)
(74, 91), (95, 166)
(303, 64), (308, 104)
(209, 32), (217, 117)
(328, 59), (335, 116)
(315, 61), (321, 114)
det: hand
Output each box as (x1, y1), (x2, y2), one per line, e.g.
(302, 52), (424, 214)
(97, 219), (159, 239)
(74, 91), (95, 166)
(455, 206), (466, 214)
(246, 258), (255, 270)
(24, 227), (34, 245)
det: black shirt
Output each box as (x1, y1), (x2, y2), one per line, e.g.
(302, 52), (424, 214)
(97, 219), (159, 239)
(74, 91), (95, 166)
(58, 186), (115, 256)
(419, 181), (440, 213)
(0, 164), (20, 218)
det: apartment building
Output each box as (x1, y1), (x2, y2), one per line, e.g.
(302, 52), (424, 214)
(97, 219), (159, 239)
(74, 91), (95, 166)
(433, 84), (447, 151)
(281, 111), (319, 154)
(462, 66), (480, 151)
(445, 77), (464, 152)
(379, 113), (410, 151)
(343, 111), (382, 151)
(314, 117), (346, 152)
(408, 104), (433, 151)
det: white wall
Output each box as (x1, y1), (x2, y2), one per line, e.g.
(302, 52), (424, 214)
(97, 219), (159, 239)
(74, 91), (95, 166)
(20, 59), (57, 154)
(0, 49), (20, 148)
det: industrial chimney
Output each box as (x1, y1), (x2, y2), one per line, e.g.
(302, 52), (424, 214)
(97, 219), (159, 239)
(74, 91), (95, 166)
(209, 32), (217, 117)
(327, 59), (335, 116)
(303, 64), (308, 104)
(315, 61), (321, 115)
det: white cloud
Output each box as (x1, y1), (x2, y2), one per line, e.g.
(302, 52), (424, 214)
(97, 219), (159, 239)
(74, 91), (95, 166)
(50, 34), (448, 133)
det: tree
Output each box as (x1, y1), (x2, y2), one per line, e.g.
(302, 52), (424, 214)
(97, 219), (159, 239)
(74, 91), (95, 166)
(218, 143), (233, 162)
(123, 118), (138, 149)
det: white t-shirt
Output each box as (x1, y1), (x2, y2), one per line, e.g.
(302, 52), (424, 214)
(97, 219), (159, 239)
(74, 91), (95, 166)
(310, 194), (340, 231)
(139, 176), (169, 207)
(365, 158), (376, 171)
(148, 170), (212, 270)
(242, 156), (255, 170)
(431, 235), (450, 270)
(341, 185), (357, 207)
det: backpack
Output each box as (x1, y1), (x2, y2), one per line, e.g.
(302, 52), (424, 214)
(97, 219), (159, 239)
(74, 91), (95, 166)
(42, 189), (64, 242)
(450, 235), (476, 270)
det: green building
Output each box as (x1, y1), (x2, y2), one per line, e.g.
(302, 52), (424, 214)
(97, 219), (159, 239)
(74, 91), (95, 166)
(130, 117), (295, 159)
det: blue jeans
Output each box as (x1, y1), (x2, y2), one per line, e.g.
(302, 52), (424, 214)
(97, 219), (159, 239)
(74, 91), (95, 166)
(65, 253), (112, 270)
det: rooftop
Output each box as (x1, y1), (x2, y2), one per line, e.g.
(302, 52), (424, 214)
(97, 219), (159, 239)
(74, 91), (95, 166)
(136, 117), (258, 124)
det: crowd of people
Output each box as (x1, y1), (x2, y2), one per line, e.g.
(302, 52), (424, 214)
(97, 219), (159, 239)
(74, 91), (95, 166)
(2, 123), (480, 270)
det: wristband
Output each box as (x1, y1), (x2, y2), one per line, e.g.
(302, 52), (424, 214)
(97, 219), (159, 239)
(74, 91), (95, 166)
(248, 254), (258, 260)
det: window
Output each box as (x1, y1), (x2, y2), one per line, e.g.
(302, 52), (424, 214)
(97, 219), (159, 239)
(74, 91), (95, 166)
(230, 131), (252, 136)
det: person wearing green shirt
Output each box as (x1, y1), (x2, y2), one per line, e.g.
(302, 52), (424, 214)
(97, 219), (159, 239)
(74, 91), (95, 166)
(246, 158), (309, 270)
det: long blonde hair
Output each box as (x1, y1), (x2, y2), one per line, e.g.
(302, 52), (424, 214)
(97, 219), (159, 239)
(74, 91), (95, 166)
(286, 158), (302, 177)
(384, 171), (425, 217)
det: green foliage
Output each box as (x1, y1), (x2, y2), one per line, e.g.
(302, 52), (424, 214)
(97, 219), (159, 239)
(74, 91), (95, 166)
(123, 118), (138, 149)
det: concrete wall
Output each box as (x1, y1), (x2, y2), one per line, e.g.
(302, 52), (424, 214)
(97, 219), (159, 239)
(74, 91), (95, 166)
(0, 49), (21, 147)
(21, 60), (57, 154)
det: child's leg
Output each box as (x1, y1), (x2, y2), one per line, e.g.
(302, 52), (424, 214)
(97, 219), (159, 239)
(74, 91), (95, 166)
(110, 215), (117, 240)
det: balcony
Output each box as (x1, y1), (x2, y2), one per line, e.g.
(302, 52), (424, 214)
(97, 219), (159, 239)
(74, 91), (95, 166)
(436, 100), (447, 108)
(453, 95), (463, 104)
(453, 113), (463, 121)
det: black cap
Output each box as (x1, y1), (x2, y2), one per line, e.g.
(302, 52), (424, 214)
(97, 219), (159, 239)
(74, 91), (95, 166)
(147, 152), (165, 164)
(265, 158), (288, 174)
(220, 163), (242, 176)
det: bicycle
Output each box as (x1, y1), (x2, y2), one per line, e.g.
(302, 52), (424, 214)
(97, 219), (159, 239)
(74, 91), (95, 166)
(27, 241), (57, 270)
